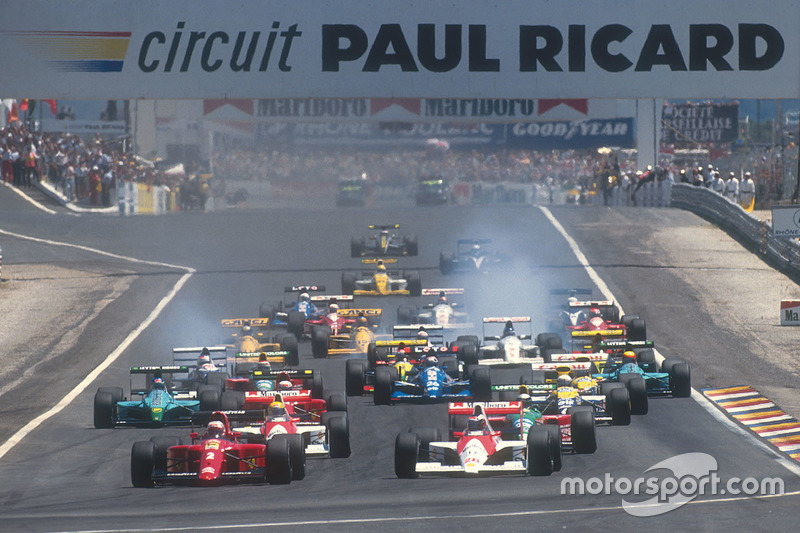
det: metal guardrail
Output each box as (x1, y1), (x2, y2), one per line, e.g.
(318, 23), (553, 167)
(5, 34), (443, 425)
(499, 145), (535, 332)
(671, 183), (800, 276)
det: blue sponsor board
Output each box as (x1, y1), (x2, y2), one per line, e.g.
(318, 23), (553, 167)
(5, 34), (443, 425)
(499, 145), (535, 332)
(256, 119), (633, 150)
(504, 118), (635, 150)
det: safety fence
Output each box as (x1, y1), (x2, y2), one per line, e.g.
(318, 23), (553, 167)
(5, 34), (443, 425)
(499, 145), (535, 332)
(670, 183), (800, 277)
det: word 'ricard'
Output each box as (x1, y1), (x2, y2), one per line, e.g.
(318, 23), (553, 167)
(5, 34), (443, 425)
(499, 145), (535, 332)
(136, 22), (784, 73)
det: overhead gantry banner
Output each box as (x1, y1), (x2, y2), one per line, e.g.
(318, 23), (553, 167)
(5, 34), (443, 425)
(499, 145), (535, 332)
(0, 0), (797, 99)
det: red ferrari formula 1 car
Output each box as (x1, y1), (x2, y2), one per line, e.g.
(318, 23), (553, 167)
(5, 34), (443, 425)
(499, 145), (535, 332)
(130, 411), (300, 486)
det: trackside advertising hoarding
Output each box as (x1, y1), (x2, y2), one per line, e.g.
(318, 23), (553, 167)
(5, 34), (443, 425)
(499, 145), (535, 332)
(0, 0), (797, 100)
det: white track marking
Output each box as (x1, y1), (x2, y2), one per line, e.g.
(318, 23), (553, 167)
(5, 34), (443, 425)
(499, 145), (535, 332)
(30, 489), (800, 533)
(538, 205), (800, 477)
(2, 181), (59, 214)
(0, 230), (194, 460)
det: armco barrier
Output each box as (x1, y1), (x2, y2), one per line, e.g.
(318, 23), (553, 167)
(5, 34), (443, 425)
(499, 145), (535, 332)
(671, 183), (800, 276)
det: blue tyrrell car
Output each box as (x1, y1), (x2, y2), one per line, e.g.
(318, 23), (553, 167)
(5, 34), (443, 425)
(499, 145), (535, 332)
(372, 360), (491, 405)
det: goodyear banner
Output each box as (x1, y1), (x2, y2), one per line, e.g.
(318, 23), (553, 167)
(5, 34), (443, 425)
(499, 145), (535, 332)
(0, 0), (797, 99)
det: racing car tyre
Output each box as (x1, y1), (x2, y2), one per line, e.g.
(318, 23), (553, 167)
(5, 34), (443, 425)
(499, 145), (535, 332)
(350, 237), (361, 258)
(406, 271), (422, 296)
(660, 358), (683, 375)
(204, 373), (227, 392)
(449, 415), (469, 440)
(409, 427), (441, 462)
(536, 332), (562, 350)
(453, 343), (479, 366)
(541, 348), (567, 364)
(131, 441), (156, 488)
(397, 305), (415, 324)
(97, 386), (124, 403)
(469, 366), (492, 402)
(439, 252), (455, 275)
(455, 335), (480, 348)
(259, 303), (277, 320)
(310, 370), (324, 399)
(311, 327), (330, 359)
(327, 392), (348, 412)
(568, 408), (597, 454)
(438, 355), (460, 380)
(326, 414), (351, 458)
(220, 391), (244, 411)
(287, 434), (306, 480)
(341, 272), (356, 295)
(149, 436), (182, 471)
(542, 424), (563, 471)
(366, 342), (379, 369)
(345, 359), (367, 396)
(601, 306), (621, 323)
(670, 362), (692, 398)
(636, 348), (657, 371)
(627, 318), (647, 342)
(199, 389), (221, 411)
(599, 382), (626, 395)
(607, 387), (632, 426)
(620, 375), (649, 415)
(266, 435), (293, 485)
(93, 391), (116, 429)
(526, 427), (554, 476)
(621, 315), (639, 328)
(395, 432), (420, 478)
(287, 311), (306, 340)
(279, 333), (300, 366)
(373, 366), (394, 405)
(406, 235), (419, 256)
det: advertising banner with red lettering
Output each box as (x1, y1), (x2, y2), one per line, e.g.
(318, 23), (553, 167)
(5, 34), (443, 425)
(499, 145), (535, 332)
(0, 0), (797, 100)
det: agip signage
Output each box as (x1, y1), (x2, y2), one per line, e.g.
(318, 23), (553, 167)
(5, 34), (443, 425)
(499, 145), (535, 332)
(0, 0), (797, 100)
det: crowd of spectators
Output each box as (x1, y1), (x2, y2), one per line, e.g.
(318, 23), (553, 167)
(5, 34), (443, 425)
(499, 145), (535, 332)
(0, 121), (196, 207)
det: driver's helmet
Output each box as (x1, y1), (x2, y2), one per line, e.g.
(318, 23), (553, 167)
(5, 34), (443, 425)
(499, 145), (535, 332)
(255, 380), (274, 392)
(277, 380), (293, 390)
(557, 374), (572, 388)
(397, 342), (409, 355)
(424, 355), (438, 368)
(329, 303), (340, 314)
(152, 377), (166, 390)
(269, 401), (287, 418)
(357, 313), (368, 326)
(438, 291), (448, 305)
(567, 296), (578, 306)
(517, 393), (533, 409)
(417, 328), (429, 340)
(377, 261), (386, 272)
(502, 320), (515, 337)
(200, 347), (211, 356)
(241, 324), (252, 334)
(589, 307), (602, 319)
(207, 420), (225, 439)
(197, 354), (211, 366)
(471, 243), (481, 255)
(623, 350), (637, 363)
(467, 414), (487, 432)
(299, 292), (310, 303)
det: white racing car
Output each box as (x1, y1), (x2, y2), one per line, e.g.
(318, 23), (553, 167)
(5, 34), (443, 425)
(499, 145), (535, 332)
(476, 316), (542, 368)
(397, 288), (472, 329)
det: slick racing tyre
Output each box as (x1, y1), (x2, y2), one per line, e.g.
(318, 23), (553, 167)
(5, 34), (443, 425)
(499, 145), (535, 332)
(567, 407), (597, 454)
(469, 366), (492, 401)
(93, 390), (116, 429)
(279, 333), (300, 366)
(620, 374), (649, 415)
(311, 327), (330, 359)
(607, 386), (632, 426)
(287, 434), (306, 480)
(408, 427), (441, 462)
(541, 424), (562, 471)
(287, 311), (306, 340)
(669, 361), (692, 398)
(526, 427), (554, 476)
(266, 435), (293, 485)
(199, 389), (221, 411)
(131, 441), (156, 488)
(326, 414), (351, 458)
(373, 366), (394, 405)
(326, 392), (348, 413)
(395, 431), (420, 479)
(345, 358), (367, 396)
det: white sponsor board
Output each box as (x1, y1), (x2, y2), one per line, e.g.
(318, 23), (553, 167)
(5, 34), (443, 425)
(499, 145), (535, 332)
(40, 120), (127, 134)
(771, 205), (800, 238)
(0, 0), (797, 100)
